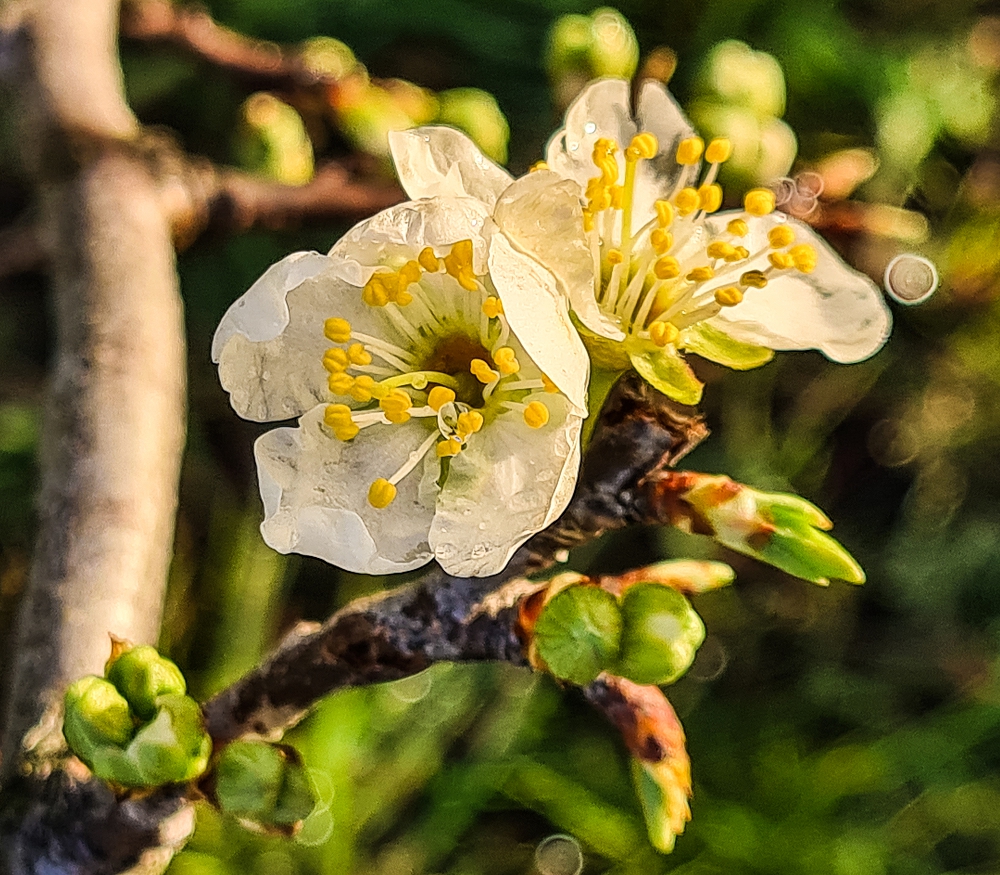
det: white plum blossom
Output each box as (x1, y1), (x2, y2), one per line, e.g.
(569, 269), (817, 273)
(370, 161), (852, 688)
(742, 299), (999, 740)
(213, 194), (588, 578)
(538, 79), (893, 404)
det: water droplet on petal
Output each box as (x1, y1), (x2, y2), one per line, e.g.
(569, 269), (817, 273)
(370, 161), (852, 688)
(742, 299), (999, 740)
(584, 122), (597, 134)
(569, 141), (579, 152)
(535, 834), (583, 875)
(884, 254), (938, 305)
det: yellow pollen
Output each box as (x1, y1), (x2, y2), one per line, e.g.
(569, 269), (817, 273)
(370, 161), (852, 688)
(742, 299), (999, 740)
(728, 246), (750, 262)
(655, 200), (674, 227)
(427, 386), (456, 411)
(651, 229), (674, 254)
(714, 286), (744, 307)
(653, 256), (680, 279)
(347, 342), (371, 366)
(436, 437), (463, 458)
(334, 424), (360, 441)
(482, 296), (504, 319)
(740, 270), (769, 289)
(324, 317), (351, 343)
(627, 132), (658, 160)
(607, 249), (624, 265)
(470, 358), (497, 384)
(361, 272), (396, 307)
(745, 189), (776, 217)
(698, 183), (723, 213)
(350, 375), (378, 403)
(687, 266), (715, 283)
(384, 410), (411, 425)
(789, 244), (818, 274)
(768, 225), (796, 248)
(530, 160), (550, 172)
(727, 218), (749, 237)
(675, 187), (700, 216)
(591, 138), (620, 183)
(705, 138), (733, 164)
(541, 373), (559, 393)
(324, 404), (355, 436)
(706, 241), (736, 260)
(523, 401), (550, 429)
(768, 251), (795, 270)
(582, 209), (595, 233)
(676, 137), (704, 165)
(443, 239), (479, 292)
(395, 287), (413, 307)
(398, 260), (422, 289)
(379, 389), (411, 424)
(328, 372), (354, 395)
(649, 321), (679, 347)
(323, 347), (350, 373)
(368, 478), (397, 508)
(418, 247), (439, 272)
(456, 410), (484, 437)
(493, 346), (520, 376)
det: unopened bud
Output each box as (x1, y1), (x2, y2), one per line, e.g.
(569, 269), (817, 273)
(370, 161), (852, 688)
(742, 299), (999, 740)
(106, 644), (186, 720)
(614, 585), (705, 685)
(216, 740), (317, 827)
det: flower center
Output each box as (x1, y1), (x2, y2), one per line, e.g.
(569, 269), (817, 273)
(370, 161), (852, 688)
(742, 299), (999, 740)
(319, 239), (561, 509)
(570, 131), (819, 352)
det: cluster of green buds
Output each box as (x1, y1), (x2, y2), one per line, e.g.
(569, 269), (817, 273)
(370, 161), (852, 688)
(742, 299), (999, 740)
(527, 563), (734, 686)
(62, 642), (211, 788)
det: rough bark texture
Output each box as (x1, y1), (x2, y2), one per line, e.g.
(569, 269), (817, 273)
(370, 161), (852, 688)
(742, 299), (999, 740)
(0, 0), (186, 782)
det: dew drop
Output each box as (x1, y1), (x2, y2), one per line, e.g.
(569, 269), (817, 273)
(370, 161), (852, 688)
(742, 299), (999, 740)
(884, 254), (938, 305)
(535, 834), (583, 875)
(584, 122), (597, 134)
(569, 141), (580, 152)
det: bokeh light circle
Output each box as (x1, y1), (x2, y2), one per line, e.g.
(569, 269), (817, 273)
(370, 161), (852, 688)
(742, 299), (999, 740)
(535, 834), (584, 875)
(884, 254), (939, 305)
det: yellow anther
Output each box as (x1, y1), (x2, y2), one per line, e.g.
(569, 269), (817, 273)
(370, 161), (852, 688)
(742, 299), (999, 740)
(427, 386), (456, 411)
(728, 246), (750, 262)
(687, 266), (715, 283)
(591, 138), (620, 183)
(347, 342), (371, 366)
(706, 241), (736, 260)
(655, 200), (674, 228)
(627, 132), (659, 160)
(350, 375), (378, 403)
(493, 346), (520, 376)
(789, 243), (818, 274)
(744, 188), (776, 217)
(523, 401), (550, 429)
(541, 373), (559, 394)
(436, 437), (463, 458)
(582, 209), (596, 233)
(384, 409), (411, 424)
(740, 270), (769, 289)
(530, 160), (549, 172)
(649, 321), (679, 347)
(398, 260), (422, 289)
(323, 347), (350, 373)
(380, 388), (411, 411)
(482, 296), (504, 319)
(675, 187), (700, 216)
(362, 272), (398, 307)
(609, 185), (623, 209)
(395, 287), (413, 306)
(726, 218), (749, 237)
(653, 256), (681, 279)
(698, 183), (723, 213)
(651, 229), (674, 254)
(456, 410), (484, 437)
(333, 424), (360, 441)
(768, 225), (796, 248)
(768, 251), (795, 270)
(705, 138), (733, 164)
(418, 247), (439, 272)
(327, 372), (355, 395)
(714, 286), (744, 307)
(607, 249), (624, 265)
(676, 136), (705, 165)
(443, 239), (478, 292)
(324, 404), (353, 427)
(324, 317), (351, 343)
(368, 478), (397, 509)
(470, 358), (497, 384)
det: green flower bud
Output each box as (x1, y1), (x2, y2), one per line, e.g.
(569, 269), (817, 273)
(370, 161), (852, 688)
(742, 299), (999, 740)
(299, 36), (360, 80)
(106, 644), (186, 720)
(534, 584), (622, 685)
(436, 88), (509, 165)
(216, 741), (317, 826)
(588, 8), (639, 80)
(235, 93), (314, 186)
(615, 585), (705, 686)
(63, 676), (135, 757)
(128, 694), (211, 786)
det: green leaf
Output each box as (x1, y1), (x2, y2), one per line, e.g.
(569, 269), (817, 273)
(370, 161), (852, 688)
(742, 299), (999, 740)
(614, 585), (705, 686)
(679, 322), (775, 370)
(534, 585), (622, 685)
(756, 526), (866, 586)
(628, 347), (703, 406)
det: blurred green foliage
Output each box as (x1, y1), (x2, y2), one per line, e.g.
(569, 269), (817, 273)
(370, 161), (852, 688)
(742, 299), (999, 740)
(3, 0), (1000, 871)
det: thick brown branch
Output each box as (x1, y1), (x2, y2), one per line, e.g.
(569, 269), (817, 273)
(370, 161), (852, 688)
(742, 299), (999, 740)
(0, 223), (45, 279)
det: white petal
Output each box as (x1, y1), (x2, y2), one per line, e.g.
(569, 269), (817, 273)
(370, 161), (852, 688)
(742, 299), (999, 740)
(329, 197), (492, 286)
(254, 405), (436, 575)
(545, 79), (635, 189)
(706, 214), (892, 362)
(429, 397), (583, 577)
(388, 127), (513, 209)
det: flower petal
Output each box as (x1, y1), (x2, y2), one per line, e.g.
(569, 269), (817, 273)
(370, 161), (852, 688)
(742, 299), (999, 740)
(487, 233), (590, 411)
(255, 405), (436, 575)
(705, 214), (892, 363)
(491, 169), (623, 345)
(628, 346), (703, 406)
(388, 126), (513, 209)
(428, 396), (583, 577)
